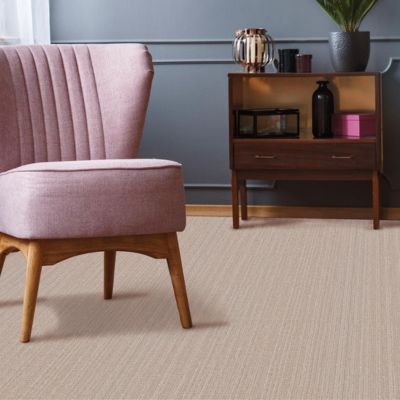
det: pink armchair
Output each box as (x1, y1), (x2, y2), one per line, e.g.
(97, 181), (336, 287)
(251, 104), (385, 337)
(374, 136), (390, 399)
(0, 44), (192, 342)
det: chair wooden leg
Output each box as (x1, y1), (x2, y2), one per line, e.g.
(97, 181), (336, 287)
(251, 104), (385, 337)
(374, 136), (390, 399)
(20, 243), (42, 343)
(104, 250), (116, 300)
(0, 253), (6, 276)
(166, 233), (192, 329)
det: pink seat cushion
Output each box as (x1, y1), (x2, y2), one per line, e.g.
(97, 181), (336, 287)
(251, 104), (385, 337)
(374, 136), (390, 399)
(0, 159), (186, 239)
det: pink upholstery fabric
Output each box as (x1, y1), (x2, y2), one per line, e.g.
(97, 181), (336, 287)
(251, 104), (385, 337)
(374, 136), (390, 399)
(0, 44), (187, 239)
(0, 44), (154, 172)
(0, 160), (186, 239)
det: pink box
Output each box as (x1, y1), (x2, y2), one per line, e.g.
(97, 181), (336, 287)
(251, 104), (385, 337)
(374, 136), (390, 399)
(332, 113), (376, 138)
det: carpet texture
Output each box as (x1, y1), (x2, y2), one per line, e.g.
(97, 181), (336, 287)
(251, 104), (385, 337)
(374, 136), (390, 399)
(1, 217), (400, 399)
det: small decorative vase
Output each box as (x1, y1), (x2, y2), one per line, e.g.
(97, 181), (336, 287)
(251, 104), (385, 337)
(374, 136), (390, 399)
(233, 28), (275, 73)
(329, 31), (370, 72)
(295, 54), (313, 73)
(312, 81), (334, 138)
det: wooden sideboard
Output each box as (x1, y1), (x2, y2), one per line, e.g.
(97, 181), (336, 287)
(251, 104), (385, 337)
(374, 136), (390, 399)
(228, 72), (382, 229)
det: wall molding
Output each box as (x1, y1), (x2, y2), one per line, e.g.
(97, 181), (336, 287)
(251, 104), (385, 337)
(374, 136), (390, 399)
(52, 36), (400, 45)
(155, 59), (234, 65)
(52, 37), (400, 65)
(382, 57), (400, 74)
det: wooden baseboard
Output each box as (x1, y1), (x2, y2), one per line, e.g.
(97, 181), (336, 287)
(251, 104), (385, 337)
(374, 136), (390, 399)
(186, 205), (400, 221)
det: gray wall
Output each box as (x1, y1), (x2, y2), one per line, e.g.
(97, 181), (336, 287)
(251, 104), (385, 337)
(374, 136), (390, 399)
(50, 0), (400, 207)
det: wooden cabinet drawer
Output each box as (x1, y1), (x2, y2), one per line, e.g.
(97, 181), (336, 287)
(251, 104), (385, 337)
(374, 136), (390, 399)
(233, 141), (376, 170)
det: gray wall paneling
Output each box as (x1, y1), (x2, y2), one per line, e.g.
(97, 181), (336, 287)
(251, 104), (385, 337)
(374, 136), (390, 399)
(50, 0), (400, 206)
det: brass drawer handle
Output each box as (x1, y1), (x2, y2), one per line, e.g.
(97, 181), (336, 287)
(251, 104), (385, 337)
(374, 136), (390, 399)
(254, 155), (277, 159)
(331, 155), (353, 160)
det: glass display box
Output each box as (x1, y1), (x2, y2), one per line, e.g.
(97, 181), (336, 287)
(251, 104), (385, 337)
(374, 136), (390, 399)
(234, 108), (300, 138)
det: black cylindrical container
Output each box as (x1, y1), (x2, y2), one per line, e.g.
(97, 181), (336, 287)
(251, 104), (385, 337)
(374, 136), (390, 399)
(278, 49), (299, 72)
(312, 81), (334, 138)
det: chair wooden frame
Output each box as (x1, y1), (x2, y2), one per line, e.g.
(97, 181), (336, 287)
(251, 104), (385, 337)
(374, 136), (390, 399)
(0, 232), (192, 343)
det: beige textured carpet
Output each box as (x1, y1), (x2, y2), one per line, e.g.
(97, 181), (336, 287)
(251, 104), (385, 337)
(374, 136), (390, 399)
(1, 217), (400, 399)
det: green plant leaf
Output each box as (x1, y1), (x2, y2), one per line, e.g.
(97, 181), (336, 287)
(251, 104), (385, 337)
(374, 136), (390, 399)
(353, 0), (379, 30)
(315, 0), (380, 31)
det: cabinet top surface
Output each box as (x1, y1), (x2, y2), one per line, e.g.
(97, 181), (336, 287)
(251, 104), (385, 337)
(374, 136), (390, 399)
(228, 72), (380, 78)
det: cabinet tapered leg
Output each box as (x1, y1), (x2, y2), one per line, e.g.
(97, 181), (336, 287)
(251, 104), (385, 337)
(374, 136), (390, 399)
(20, 243), (42, 343)
(232, 171), (240, 229)
(104, 250), (116, 300)
(166, 233), (192, 329)
(240, 180), (248, 221)
(372, 171), (381, 230)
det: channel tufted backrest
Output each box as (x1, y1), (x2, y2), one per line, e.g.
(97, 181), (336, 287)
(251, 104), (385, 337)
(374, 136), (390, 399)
(0, 44), (154, 173)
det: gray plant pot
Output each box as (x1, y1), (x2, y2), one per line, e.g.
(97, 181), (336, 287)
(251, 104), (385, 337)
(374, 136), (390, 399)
(329, 31), (370, 72)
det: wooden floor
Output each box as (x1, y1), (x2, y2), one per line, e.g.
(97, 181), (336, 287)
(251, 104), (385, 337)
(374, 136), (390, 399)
(186, 204), (400, 220)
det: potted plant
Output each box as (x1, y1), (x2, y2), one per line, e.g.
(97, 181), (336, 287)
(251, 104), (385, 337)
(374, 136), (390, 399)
(316, 0), (380, 72)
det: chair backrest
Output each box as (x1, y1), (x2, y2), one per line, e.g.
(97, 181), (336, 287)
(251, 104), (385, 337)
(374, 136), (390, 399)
(0, 44), (154, 173)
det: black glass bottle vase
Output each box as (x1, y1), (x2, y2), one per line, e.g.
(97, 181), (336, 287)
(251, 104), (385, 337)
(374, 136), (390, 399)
(312, 80), (334, 138)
